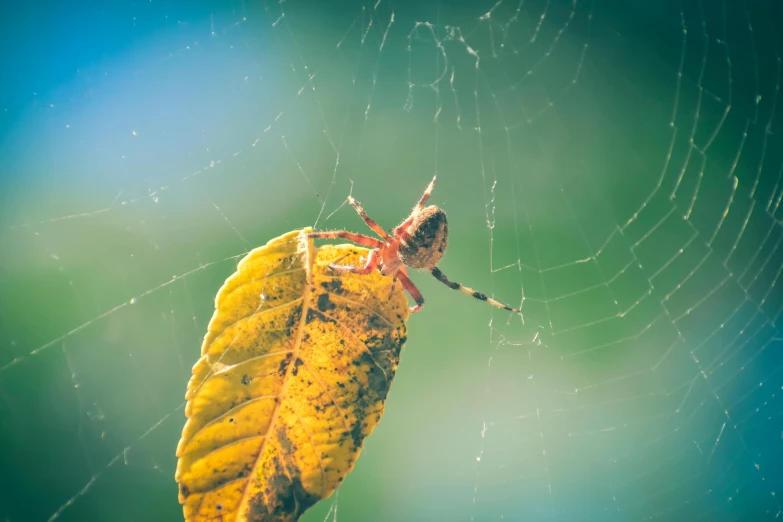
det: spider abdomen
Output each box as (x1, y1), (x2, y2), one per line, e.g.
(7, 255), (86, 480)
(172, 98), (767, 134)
(399, 205), (448, 270)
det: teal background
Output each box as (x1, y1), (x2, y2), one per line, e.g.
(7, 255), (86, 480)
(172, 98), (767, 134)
(1, 1), (782, 521)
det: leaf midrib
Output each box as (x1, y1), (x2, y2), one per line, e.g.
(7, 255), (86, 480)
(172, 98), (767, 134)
(234, 238), (313, 522)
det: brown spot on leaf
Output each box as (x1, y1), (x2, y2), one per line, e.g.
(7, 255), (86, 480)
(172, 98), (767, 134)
(277, 427), (296, 455)
(249, 457), (320, 522)
(285, 309), (300, 332)
(317, 293), (335, 312)
(278, 353), (293, 376)
(358, 351), (388, 400)
(291, 357), (304, 377)
(321, 279), (344, 294)
(350, 421), (364, 450)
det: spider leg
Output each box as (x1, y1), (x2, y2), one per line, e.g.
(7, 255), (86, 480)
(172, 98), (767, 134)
(348, 196), (391, 241)
(396, 268), (425, 313)
(306, 231), (384, 248)
(431, 267), (521, 313)
(329, 249), (380, 274)
(415, 175), (437, 211)
(394, 175), (437, 236)
(394, 215), (415, 237)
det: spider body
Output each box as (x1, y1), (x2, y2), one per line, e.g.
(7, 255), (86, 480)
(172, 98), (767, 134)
(306, 176), (520, 314)
(398, 206), (448, 270)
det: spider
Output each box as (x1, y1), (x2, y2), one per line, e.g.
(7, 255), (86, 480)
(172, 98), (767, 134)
(306, 176), (521, 314)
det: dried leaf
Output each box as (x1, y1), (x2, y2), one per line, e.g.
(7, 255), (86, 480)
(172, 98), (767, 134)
(175, 228), (409, 521)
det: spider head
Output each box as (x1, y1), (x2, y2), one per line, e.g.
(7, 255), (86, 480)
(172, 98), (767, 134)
(399, 205), (448, 270)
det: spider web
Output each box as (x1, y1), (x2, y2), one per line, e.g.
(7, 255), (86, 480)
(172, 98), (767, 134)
(1, 0), (782, 521)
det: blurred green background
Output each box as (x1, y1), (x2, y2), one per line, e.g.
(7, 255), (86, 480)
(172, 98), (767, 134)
(1, 0), (782, 521)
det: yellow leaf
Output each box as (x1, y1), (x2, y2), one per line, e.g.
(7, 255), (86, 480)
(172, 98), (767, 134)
(175, 228), (410, 522)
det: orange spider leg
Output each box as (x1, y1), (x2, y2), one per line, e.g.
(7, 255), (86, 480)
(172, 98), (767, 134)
(329, 249), (381, 274)
(396, 268), (425, 313)
(306, 231), (384, 248)
(394, 175), (437, 237)
(394, 216), (415, 238)
(415, 175), (437, 210)
(348, 196), (391, 241)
